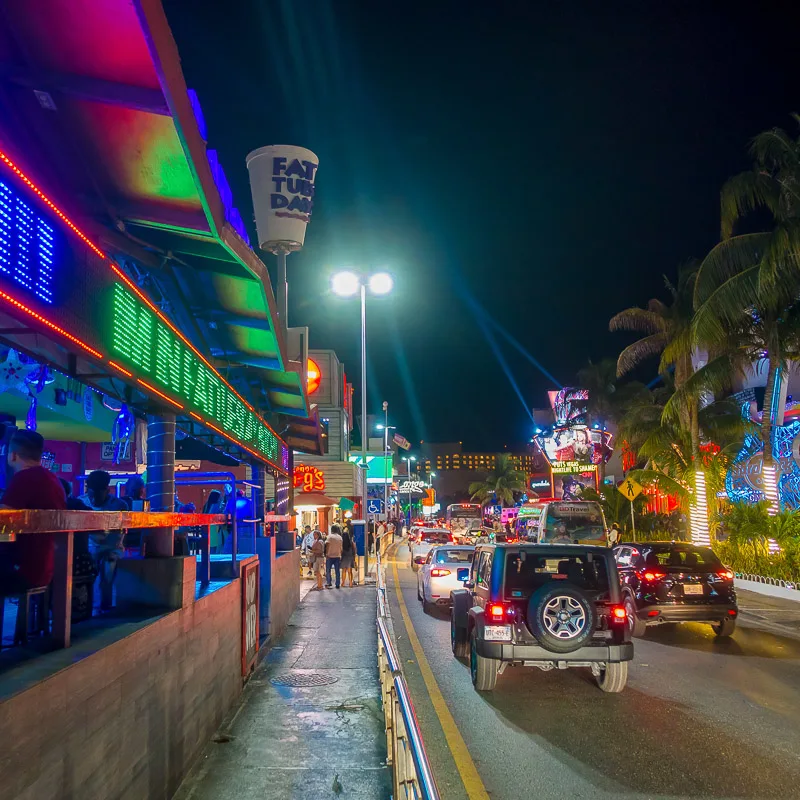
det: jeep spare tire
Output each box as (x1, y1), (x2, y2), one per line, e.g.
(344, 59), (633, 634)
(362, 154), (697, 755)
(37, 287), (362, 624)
(527, 583), (596, 653)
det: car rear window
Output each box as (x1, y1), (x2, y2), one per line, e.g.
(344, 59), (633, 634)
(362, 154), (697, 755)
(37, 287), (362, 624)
(504, 551), (610, 599)
(421, 531), (450, 544)
(643, 546), (721, 569)
(435, 549), (474, 564)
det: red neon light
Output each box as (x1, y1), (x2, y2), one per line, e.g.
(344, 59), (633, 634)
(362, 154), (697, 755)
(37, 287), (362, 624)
(107, 360), (133, 377)
(0, 287), (103, 359)
(0, 151), (105, 258)
(0, 147), (287, 470)
(137, 379), (184, 410)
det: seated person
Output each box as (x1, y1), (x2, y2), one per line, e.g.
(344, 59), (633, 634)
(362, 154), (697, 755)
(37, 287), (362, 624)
(0, 429), (66, 593)
(81, 470), (127, 611)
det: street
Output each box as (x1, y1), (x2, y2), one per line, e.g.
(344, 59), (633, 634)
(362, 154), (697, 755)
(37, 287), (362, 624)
(385, 541), (800, 800)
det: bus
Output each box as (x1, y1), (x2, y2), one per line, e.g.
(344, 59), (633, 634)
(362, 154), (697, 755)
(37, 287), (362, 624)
(446, 503), (483, 535)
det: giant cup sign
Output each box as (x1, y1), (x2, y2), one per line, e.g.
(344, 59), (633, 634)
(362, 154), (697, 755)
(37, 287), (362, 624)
(246, 145), (319, 251)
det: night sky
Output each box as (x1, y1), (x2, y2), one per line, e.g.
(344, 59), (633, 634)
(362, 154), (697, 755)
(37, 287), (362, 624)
(163, 0), (796, 451)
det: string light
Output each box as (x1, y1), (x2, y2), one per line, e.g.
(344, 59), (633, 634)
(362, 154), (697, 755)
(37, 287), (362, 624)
(689, 469), (711, 546)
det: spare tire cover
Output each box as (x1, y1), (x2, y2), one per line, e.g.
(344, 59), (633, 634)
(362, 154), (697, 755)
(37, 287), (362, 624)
(527, 583), (596, 654)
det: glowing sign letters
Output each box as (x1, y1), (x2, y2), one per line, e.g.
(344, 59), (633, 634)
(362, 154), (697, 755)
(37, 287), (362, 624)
(293, 464), (325, 492)
(111, 283), (286, 469)
(0, 181), (54, 304)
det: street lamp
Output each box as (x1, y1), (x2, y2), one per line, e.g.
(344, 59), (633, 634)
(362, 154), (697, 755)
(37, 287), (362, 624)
(331, 269), (393, 579)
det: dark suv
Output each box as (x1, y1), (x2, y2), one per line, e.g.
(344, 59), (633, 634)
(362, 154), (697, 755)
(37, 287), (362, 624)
(451, 544), (633, 692)
(613, 542), (738, 637)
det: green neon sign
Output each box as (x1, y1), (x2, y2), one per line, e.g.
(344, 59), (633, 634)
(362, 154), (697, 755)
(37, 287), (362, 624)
(111, 283), (287, 469)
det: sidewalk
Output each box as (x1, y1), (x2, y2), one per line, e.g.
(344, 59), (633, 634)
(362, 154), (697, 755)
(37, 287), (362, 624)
(736, 587), (800, 640)
(172, 584), (391, 800)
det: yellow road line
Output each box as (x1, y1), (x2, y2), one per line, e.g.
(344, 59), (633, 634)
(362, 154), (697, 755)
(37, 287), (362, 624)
(390, 557), (490, 800)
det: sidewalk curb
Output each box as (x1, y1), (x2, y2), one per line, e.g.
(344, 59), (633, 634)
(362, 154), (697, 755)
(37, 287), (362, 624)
(736, 577), (800, 604)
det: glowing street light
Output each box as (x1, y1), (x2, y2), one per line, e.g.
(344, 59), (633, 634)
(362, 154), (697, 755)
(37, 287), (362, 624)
(331, 270), (394, 578)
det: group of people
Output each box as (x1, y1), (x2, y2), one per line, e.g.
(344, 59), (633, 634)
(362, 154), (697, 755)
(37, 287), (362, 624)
(0, 428), (245, 621)
(300, 523), (357, 590)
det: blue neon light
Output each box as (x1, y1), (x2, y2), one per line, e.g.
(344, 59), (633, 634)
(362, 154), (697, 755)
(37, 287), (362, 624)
(0, 181), (55, 303)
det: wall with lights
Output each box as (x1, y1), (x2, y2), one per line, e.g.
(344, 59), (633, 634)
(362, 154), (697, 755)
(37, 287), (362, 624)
(0, 149), (288, 472)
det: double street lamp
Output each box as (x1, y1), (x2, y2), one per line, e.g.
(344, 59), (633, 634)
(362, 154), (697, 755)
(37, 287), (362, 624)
(331, 270), (393, 578)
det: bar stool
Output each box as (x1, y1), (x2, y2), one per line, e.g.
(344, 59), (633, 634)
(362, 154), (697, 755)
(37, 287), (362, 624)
(1, 586), (50, 646)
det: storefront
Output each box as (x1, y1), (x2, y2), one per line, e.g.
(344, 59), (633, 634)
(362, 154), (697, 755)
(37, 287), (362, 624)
(291, 457), (365, 528)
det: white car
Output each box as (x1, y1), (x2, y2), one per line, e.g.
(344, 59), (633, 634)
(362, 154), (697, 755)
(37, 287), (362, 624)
(417, 545), (475, 610)
(410, 529), (451, 570)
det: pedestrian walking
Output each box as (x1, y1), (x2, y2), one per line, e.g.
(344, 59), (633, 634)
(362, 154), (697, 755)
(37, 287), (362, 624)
(608, 522), (621, 546)
(325, 524), (343, 588)
(309, 530), (325, 590)
(340, 525), (356, 587)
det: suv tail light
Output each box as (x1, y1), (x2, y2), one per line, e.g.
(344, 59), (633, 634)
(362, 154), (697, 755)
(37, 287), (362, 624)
(637, 570), (666, 582)
(611, 605), (627, 621)
(430, 568), (451, 577)
(717, 569), (734, 581)
(488, 603), (507, 621)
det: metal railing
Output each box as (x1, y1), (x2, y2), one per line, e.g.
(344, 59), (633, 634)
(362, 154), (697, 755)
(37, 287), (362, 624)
(0, 509), (229, 649)
(375, 538), (440, 800)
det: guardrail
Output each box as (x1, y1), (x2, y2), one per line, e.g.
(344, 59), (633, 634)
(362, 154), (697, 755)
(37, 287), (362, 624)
(735, 571), (798, 590)
(0, 509), (229, 649)
(375, 539), (440, 800)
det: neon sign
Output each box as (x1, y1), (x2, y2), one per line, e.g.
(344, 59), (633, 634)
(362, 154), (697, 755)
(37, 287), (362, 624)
(0, 180), (54, 303)
(111, 282), (285, 468)
(0, 149), (288, 472)
(551, 461), (598, 474)
(293, 464), (325, 492)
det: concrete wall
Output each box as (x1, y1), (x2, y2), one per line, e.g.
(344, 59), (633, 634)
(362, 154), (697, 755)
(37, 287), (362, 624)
(270, 548), (301, 639)
(0, 579), (243, 800)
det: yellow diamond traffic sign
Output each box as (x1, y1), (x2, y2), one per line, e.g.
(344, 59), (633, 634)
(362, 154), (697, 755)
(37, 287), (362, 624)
(618, 477), (642, 501)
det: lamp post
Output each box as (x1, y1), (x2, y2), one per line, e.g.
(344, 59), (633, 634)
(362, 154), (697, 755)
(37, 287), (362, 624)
(376, 417), (396, 525)
(402, 455), (417, 527)
(331, 270), (393, 580)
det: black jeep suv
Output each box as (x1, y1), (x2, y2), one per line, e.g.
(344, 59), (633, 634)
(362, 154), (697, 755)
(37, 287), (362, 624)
(451, 544), (633, 692)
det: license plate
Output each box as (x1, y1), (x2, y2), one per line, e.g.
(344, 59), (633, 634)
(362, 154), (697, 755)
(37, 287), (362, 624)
(484, 625), (512, 641)
(683, 584), (704, 595)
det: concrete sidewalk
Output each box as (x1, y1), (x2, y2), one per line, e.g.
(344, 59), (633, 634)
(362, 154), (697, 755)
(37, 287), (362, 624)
(737, 587), (800, 640)
(173, 585), (391, 800)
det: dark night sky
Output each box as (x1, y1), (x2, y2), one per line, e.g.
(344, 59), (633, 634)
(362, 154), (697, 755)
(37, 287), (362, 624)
(163, 0), (797, 451)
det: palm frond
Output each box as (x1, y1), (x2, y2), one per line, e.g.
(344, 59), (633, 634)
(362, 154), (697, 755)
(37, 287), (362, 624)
(748, 127), (798, 171)
(616, 333), (669, 377)
(755, 222), (800, 295)
(694, 233), (770, 308)
(692, 266), (761, 347)
(609, 308), (666, 334)
(720, 170), (782, 238)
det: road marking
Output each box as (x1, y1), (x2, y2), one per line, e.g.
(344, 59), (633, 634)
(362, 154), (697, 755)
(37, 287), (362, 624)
(390, 556), (490, 800)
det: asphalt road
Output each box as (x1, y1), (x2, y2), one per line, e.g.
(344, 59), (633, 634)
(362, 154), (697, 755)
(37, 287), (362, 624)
(385, 541), (800, 800)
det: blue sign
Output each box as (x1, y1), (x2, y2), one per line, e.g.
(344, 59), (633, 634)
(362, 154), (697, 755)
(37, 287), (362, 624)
(0, 180), (55, 304)
(367, 499), (384, 514)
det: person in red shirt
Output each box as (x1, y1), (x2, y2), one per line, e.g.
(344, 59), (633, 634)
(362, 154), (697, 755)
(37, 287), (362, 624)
(0, 429), (66, 592)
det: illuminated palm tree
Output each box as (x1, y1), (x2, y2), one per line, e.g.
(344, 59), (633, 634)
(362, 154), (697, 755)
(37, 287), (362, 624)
(468, 454), (526, 509)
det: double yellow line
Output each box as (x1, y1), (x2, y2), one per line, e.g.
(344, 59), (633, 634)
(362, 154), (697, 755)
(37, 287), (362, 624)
(390, 558), (490, 800)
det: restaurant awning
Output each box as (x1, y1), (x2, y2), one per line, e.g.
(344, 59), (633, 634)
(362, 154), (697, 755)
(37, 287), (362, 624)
(293, 492), (338, 508)
(0, 0), (308, 418)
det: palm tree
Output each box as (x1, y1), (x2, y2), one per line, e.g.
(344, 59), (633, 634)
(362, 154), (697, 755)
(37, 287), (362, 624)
(710, 116), (800, 295)
(609, 265), (701, 454)
(469, 454), (526, 509)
